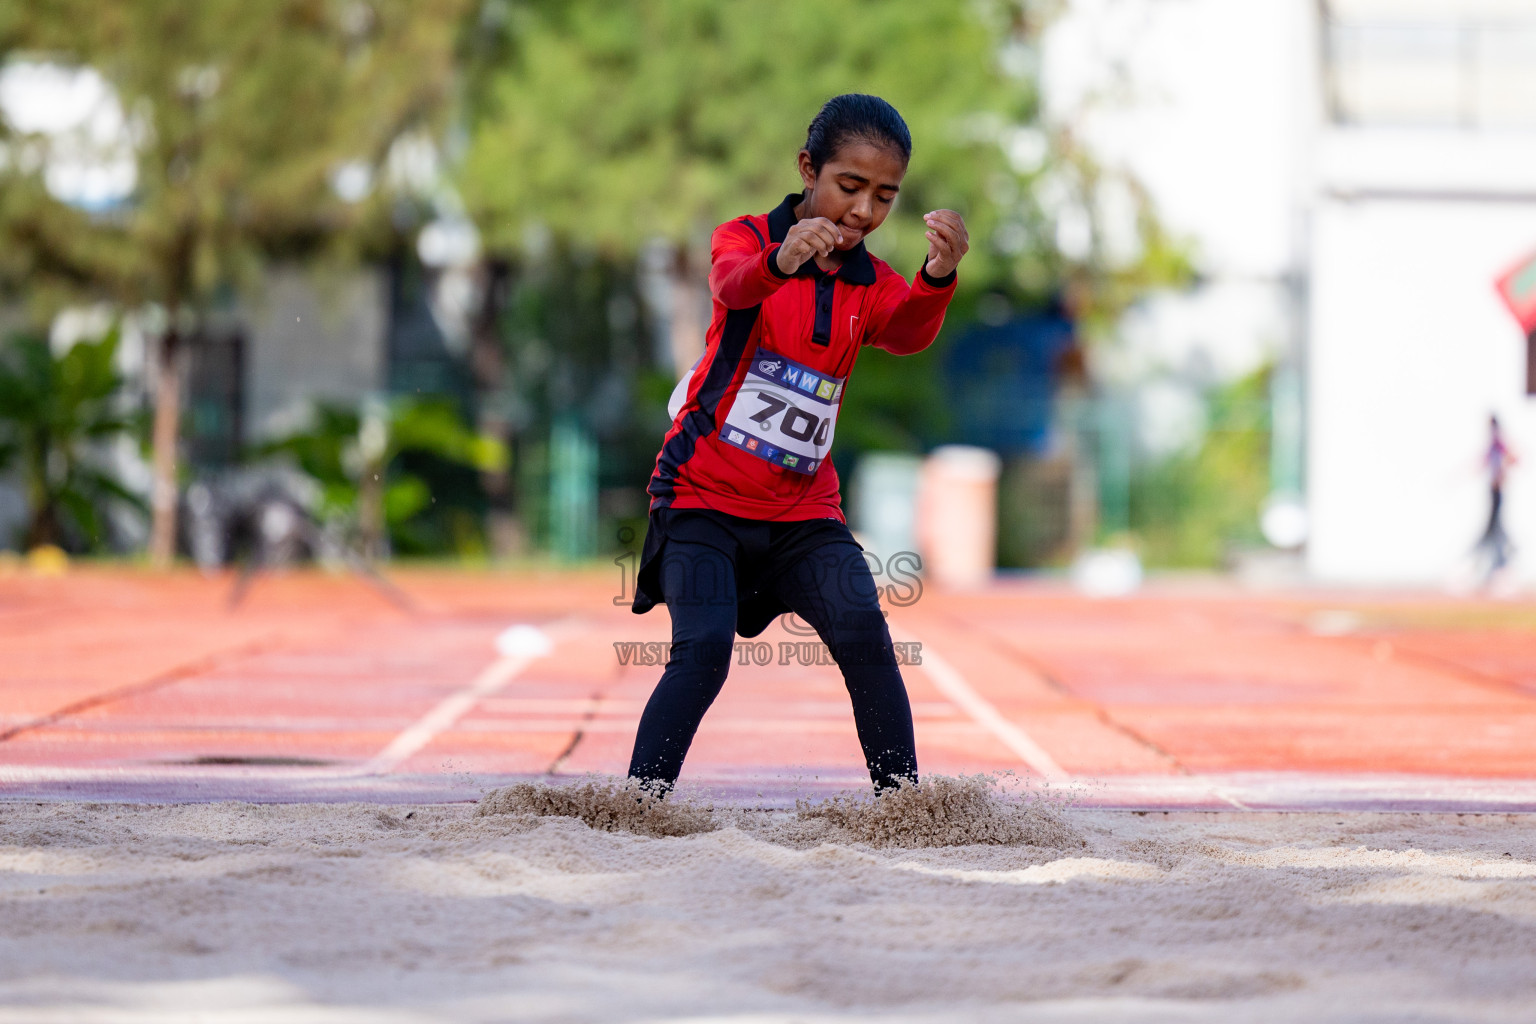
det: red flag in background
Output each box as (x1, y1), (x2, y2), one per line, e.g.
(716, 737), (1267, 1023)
(1495, 250), (1536, 335)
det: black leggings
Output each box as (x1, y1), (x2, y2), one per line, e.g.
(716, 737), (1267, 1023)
(627, 538), (918, 791)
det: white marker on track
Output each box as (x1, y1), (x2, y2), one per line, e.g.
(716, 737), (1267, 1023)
(359, 618), (576, 776)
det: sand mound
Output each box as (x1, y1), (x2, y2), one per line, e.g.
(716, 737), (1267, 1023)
(795, 773), (1085, 849)
(476, 777), (717, 837)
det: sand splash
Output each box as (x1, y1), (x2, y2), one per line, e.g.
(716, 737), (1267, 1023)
(476, 776), (716, 837)
(479, 773), (1083, 849)
(795, 773), (1085, 849)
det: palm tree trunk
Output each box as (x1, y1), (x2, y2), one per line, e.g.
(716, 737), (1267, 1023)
(148, 325), (184, 567)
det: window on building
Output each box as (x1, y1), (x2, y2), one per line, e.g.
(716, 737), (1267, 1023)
(1322, 1), (1536, 130)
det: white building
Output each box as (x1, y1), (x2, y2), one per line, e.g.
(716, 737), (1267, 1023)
(1044, 0), (1536, 584)
(1307, 0), (1536, 584)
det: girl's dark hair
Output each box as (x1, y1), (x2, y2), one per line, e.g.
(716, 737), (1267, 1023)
(803, 94), (912, 173)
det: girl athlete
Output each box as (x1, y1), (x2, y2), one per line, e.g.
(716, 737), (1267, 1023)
(629, 94), (969, 793)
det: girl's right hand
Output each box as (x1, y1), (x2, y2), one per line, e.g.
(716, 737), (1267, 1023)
(776, 218), (843, 275)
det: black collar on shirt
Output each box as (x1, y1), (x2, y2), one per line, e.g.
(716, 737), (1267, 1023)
(766, 192), (876, 286)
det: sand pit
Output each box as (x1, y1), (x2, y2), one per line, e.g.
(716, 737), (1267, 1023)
(3, 784), (1536, 1022)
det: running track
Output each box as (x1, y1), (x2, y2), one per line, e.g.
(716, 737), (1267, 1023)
(4, 566), (1536, 810)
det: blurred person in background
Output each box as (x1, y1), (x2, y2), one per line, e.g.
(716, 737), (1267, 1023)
(627, 94), (968, 795)
(1475, 414), (1519, 585)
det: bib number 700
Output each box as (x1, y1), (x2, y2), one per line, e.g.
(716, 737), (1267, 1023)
(718, 348), (842, 474)
(748, 394), (830, 446)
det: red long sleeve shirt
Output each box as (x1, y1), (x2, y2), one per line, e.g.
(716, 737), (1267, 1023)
(647, 193), (957, 522)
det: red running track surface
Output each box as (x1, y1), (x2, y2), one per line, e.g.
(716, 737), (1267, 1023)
(4, 566), (1536, 810)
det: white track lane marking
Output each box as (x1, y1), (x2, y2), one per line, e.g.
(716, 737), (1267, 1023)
(895, 626), (1250, 807)
(1209, 785), (1252, 810)
(893, 627), (1068, 780)
(358, 617), (579, 777)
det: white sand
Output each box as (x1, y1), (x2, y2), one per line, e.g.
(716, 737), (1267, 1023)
(3, 784), (1536, 1023)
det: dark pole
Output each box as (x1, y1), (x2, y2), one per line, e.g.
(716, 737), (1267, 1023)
(1527, 329), (1536, 397)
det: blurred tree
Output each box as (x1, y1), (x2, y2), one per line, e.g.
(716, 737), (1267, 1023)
(0, 329), (146, 551)
(0, 0), (469, 566)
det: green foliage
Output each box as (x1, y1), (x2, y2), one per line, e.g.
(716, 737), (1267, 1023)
(257, 397), (509, 556)
(1128, 368), (1271, 568)
(391, 401), (509, 475)
(251, 403), (364, 522)
(0, 329), (146, 550)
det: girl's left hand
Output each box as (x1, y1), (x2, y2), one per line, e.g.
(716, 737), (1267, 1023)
(923, 210), (969, 278)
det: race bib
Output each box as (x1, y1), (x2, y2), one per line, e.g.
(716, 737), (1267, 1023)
(719, 349), (843, 475)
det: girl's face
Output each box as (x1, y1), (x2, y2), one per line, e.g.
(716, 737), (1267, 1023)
(797, 140), (907, 251)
